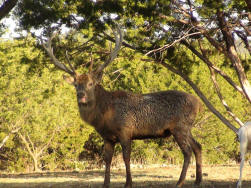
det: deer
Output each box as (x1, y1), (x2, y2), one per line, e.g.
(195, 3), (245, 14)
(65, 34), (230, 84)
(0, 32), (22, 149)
(237, 121), (251, 188)
(40, 26), (203, 188)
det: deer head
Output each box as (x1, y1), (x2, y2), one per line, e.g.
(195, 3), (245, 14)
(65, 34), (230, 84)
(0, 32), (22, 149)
(40, 26), (123, 105)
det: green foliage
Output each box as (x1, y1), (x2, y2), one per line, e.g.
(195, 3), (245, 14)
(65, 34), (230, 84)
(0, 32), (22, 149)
(131, 140), (160, 164)
(0, 27), (250, 172)
(0, 38), (91, 172)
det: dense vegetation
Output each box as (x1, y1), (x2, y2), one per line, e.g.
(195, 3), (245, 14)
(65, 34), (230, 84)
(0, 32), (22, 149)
(0, 0), (250, 172)
(0, 36), (249, 172)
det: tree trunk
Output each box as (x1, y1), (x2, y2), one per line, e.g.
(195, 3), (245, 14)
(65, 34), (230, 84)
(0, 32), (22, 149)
(217, 10), (251, 103)
(32, 155), (39, 172)
(245, 0), (251, 21)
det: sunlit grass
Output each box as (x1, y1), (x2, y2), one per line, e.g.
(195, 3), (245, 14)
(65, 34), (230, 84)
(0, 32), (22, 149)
(0, 164), (251, 187)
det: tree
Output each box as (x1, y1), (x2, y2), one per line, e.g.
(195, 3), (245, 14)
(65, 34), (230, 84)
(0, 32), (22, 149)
(0, 34), (247, 171)
(0, 37), (90, 172)
(0, 0), (18, 21)
(13, 0), (251, 133)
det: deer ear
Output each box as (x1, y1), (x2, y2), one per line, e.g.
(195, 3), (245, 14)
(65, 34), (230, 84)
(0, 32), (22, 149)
(63, 75), (75, 85)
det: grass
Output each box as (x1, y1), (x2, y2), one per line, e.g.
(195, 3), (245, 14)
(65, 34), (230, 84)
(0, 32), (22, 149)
(0, 164), (251, 187)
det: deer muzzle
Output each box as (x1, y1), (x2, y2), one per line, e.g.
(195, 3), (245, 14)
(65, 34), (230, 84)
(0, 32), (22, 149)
(78, 96), (87, 103)
(77, 92), (87, 103)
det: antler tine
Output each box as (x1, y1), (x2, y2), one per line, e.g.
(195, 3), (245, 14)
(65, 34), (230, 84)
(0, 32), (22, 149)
(65, 51), (76, 75)
(40, 32), (76, 76)
(96, 25), (123, 74)
(89, 52), (94, 72)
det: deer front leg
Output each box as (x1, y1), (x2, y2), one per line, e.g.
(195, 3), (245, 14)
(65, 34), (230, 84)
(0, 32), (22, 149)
(103, 140), (115, 188)
(237, 142), (247, 188)
(121, 139), (132, 188)
(237, 152), (245, 188)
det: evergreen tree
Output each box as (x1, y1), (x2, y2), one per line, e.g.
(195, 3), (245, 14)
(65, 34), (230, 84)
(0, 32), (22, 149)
(13, 0), (251, 132)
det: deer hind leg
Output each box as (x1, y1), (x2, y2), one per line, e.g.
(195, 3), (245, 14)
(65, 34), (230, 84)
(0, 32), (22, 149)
(190, 136), (202, 185)
(173, 130), (192, 187)
(120, 139), (132, 188)
(103, 140), (115, 188)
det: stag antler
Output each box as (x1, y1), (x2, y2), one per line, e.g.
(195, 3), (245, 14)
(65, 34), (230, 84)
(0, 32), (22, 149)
(40, 32), (76, 76)
(95, 25), (123, 74)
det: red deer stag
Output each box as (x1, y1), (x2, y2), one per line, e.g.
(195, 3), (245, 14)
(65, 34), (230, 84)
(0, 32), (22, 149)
(40, 27), (202, 188)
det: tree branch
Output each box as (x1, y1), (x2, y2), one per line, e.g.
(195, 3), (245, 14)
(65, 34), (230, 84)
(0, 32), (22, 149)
(0, 127), (21, 149)
(145, 31), (201, 56)
(37, 128), (57, 157)
(198, 40), (244, 127)
(153, 59), (239, 134)
(0, 0), (18, 21)
(217, 10), (251, 103)
(208, 66), (244, 127)
(182, 40), (245, 97)
(103, 27), (239, 134)
(234, 29), (251, 55)
(18, 133), (35, 159)
(27, 134), (35, 154)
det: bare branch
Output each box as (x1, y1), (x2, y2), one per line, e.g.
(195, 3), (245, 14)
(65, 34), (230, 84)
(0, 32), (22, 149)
(27, 134), (35, 153)
(182, 40), (246, 97)
(216, 10), (251, 103)
(234, 30), (251, 55)
(107, 68), (123, 87)
(37, 128), (58, 157)
(198, 40), (244, 127)
(157, 60), (239, 134)
(0, 126), (21, 149)
(166, 2), (228, 55)
(208, 66), (244, 127)
(194, 114), (212, 128)
(18, 133), (35, 159)
(99, 25), (240, 134)
(143, 56), (239, 134)
(145, 31), (201, 56)
(0, 135), (10, 149)
(11, 127), (21, 133)
(239, 21), (251, 36)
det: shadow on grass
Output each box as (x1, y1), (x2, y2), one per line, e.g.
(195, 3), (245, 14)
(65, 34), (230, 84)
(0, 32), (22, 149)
(0, 170), (250, 188)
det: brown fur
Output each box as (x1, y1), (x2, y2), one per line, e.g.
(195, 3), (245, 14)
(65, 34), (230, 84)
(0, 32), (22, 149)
(71, 73), (202, 188)
(76, 74), (89, 83)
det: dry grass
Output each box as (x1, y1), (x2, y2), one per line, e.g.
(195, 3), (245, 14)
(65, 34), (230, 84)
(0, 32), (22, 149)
(0, 164), (251, 188)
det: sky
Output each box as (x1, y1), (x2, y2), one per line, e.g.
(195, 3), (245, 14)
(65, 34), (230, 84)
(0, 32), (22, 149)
(0, 16), (71, 40)
(0, 17), (26, 39)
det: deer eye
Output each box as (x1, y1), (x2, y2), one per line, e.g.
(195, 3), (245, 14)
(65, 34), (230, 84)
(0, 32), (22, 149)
(88, 82), (93, 87)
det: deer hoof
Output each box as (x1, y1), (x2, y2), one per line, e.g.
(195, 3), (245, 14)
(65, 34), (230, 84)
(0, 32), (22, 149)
(194, 178), (202, 186)
(103, 183), (110, 188)
(124, 183), (132, 188)
(175, 183), (184, 188)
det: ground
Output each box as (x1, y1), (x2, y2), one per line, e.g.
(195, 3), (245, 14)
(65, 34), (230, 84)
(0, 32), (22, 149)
(0, 165), (251, 188)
